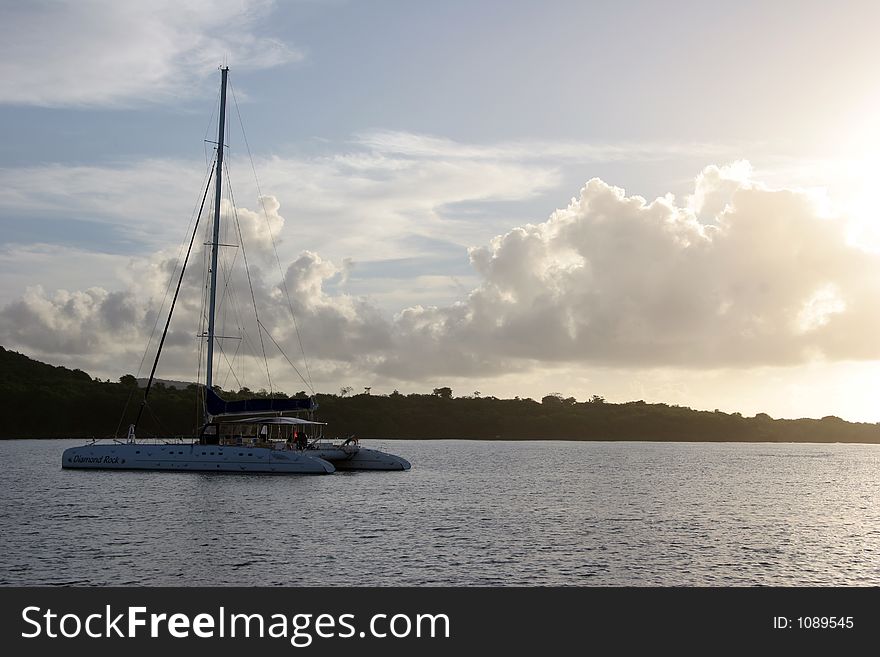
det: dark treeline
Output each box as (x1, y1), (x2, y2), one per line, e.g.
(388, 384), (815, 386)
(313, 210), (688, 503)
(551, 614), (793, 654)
(2, 346), (879, 443)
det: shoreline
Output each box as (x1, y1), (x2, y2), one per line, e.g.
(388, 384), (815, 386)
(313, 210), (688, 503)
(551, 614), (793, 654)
(6, 436), (880, 445)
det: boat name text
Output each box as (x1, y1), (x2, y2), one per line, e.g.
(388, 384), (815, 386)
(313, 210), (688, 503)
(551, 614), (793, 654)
(71, 455), (119, 464)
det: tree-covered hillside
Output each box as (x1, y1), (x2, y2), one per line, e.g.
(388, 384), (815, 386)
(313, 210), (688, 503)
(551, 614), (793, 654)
(2, 346), (879, 443)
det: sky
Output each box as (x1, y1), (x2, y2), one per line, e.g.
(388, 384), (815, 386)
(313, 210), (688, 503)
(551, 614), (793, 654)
(2, 0), (880, 422)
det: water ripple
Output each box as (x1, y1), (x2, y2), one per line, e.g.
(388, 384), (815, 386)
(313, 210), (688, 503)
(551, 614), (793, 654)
(1, 439), (879, 586)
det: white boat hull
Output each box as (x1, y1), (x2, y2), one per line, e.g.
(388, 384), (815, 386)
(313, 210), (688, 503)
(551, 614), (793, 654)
(309, 446), (411, 471)
(62, 443), (334, 474)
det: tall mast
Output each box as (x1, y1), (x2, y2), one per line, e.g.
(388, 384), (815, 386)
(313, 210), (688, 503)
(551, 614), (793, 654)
(206, 66), (229, 392)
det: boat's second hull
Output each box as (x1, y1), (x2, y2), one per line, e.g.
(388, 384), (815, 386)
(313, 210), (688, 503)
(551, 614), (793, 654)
(62, 443), (334, 474)
(309, 446), (411, 471)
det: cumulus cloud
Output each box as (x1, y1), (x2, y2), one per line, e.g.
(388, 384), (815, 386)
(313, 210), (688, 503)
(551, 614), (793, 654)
(224, 196), (285, 260)
(0, 0), (301, 107)
(0, 196), (393, 389)
(375, 164), (880, 375)
(258, 163), (880, 380)
(0, 286), (142, 356)
(689, 160), (755, 221)
(2, 164), (880, 392)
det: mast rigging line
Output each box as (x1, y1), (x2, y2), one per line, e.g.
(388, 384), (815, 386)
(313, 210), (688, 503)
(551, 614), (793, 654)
(257, 319), (313, 397)
(212, 162), (263, 392)
(203, 84), (221, 169)
(115, 158), (217, 437)
(216, 261), (259, 391)
(225, 159), (275, 394)
(132, 160), (217, 434)
(199, 206), (258, 397)
(229, 81), (315, 396)
(214, 227), (259, 392)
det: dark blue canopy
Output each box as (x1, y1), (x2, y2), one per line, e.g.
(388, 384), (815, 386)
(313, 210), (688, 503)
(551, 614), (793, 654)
(205, 387), (316, 417)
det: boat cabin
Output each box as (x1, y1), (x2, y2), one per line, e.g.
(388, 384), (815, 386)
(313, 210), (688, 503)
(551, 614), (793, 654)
(200, 415), (326, 449)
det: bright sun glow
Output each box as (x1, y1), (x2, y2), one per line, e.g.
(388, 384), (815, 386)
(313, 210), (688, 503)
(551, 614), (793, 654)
(827, 107), (880, 251)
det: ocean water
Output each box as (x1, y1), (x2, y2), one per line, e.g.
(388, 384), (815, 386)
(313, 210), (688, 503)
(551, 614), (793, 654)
(1, 439), (878, 586)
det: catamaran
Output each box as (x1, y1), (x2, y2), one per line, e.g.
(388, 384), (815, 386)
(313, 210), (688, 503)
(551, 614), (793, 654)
(62, 67), (410, 474)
